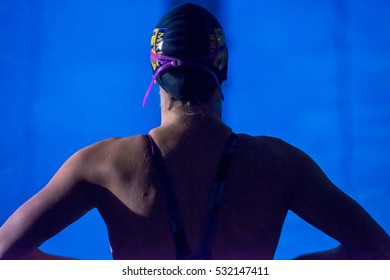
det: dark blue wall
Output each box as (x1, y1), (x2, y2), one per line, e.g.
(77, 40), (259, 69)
(1, 0), (389, 259)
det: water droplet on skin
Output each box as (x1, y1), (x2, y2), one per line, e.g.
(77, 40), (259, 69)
(145, 156), (152, 163)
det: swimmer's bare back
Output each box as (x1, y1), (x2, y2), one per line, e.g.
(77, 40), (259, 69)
(0, 122), (389, 259)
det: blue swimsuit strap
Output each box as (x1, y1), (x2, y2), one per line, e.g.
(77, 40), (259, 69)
(146, 132), (238, 259)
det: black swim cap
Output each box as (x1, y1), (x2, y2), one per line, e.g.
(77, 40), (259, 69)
(143, 3), (228, 105)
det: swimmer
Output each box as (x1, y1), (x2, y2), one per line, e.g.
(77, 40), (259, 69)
(0, 3), (389, 260)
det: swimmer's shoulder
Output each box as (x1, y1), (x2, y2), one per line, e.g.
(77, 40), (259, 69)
(237, 133), (302, 157)
(67, 135), (149, 186)
(76, 134), (147, 159)
(239, 133), (319, 179)
(235, 133), (310, 187)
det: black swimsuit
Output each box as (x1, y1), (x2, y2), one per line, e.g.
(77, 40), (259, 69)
(145, 132), (238, 259)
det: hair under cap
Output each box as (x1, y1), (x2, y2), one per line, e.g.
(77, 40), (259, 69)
(145, 3), (228, 104)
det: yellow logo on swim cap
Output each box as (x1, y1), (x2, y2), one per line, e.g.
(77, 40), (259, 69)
(150, 28), (166, 71)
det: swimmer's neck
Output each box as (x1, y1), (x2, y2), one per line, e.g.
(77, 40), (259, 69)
(151, 111), (230, 145)
(161, 107), (222, 127)
(159, 88), (223, 128)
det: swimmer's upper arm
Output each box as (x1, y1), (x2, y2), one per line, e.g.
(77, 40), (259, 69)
(0, 145), (104, 259)
(286, 145), (389, 259)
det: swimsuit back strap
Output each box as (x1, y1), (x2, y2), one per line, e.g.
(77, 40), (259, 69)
(145, 132), (238, 260)
(193, 132), (238, 259)
(145, 134), (192, 259)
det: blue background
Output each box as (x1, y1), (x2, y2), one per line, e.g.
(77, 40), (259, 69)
(0, 0), (389, 259)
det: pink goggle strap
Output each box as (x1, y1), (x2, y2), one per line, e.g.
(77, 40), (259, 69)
(142, 51), (221, 107)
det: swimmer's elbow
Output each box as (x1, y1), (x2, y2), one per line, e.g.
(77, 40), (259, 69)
(294, 243), (390, 260)
(345, 226), (390, 259)
(0, 245), (56, 260)
(0, 229), (33, 260)
(294, 245), (348, 260)
(349, 243), (390, 260)
(0, 245), (31, 260)
(0, 229), (13, 259)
